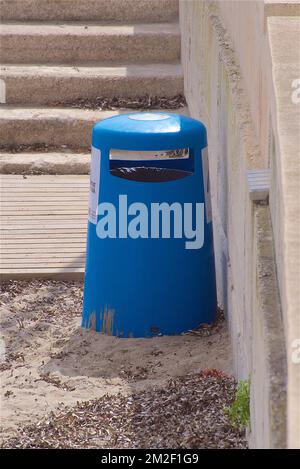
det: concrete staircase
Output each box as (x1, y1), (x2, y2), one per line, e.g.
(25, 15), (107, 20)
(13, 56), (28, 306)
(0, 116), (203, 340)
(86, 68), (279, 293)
(0, 0), (183, 174)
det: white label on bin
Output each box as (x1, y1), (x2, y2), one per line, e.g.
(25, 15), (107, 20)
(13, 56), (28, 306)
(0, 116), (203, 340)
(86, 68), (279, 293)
(202, 147), (212, 223)
(88, 146), (101, 224)
(109, 148), (189, 161)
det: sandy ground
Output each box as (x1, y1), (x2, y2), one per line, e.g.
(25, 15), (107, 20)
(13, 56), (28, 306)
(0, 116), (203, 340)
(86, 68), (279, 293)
(0, 280), (232, 444)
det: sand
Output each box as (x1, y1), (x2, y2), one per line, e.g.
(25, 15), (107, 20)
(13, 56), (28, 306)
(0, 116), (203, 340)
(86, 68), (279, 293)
(0, 280), (232, 443)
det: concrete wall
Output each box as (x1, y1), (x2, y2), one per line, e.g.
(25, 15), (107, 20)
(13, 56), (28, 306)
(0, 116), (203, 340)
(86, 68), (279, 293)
(267, 14), (300, 450)
(179, 0), (297, 448)
(217, 0), (269, 164)
(251, 203), (287, 449)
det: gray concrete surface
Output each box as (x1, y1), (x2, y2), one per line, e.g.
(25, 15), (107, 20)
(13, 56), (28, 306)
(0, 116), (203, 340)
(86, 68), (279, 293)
(0, 0), (179, 23)
(0, 23), (180, 64)
(179, 0), (297, 448)
(0, 64), (183, 104)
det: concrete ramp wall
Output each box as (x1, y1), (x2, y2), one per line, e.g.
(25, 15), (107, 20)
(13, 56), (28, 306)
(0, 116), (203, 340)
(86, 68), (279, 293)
(180, 0), (300, 448)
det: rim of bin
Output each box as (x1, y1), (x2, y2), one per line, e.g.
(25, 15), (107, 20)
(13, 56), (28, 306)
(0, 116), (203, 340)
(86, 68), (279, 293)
(92, 113), (207, 151)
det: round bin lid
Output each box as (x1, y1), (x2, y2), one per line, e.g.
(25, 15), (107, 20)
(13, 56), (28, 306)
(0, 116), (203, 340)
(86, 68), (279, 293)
(92, 112), (207, 151)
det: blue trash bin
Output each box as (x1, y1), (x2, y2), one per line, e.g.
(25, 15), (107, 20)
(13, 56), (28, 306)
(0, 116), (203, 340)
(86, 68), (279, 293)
(82, 112), (217, 337)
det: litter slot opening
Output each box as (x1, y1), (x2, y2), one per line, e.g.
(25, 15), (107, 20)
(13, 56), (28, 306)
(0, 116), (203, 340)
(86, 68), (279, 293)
(110, 166), (193, 182)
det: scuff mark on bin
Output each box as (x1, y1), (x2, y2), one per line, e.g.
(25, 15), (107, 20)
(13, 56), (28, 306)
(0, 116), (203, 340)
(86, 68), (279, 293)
(86, 310), (97, 331)
(150, 326), (160, 335)
(100, 307), (115, 335)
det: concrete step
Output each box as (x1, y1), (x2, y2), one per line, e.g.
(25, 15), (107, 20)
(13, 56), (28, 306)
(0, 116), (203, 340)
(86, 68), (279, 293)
(0, 106), (120, 149)
(0, 0), (179, 23)
(0, 106), (187, 149)
(0, 22), (180, 64)
(0, 63), (183, 105)
(0, 152), (90, 174)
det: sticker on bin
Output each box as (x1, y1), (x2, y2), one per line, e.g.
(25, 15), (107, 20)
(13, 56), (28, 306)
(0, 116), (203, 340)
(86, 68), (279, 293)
(109, 148), (189, 161)
(88, 146), (101, 224)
